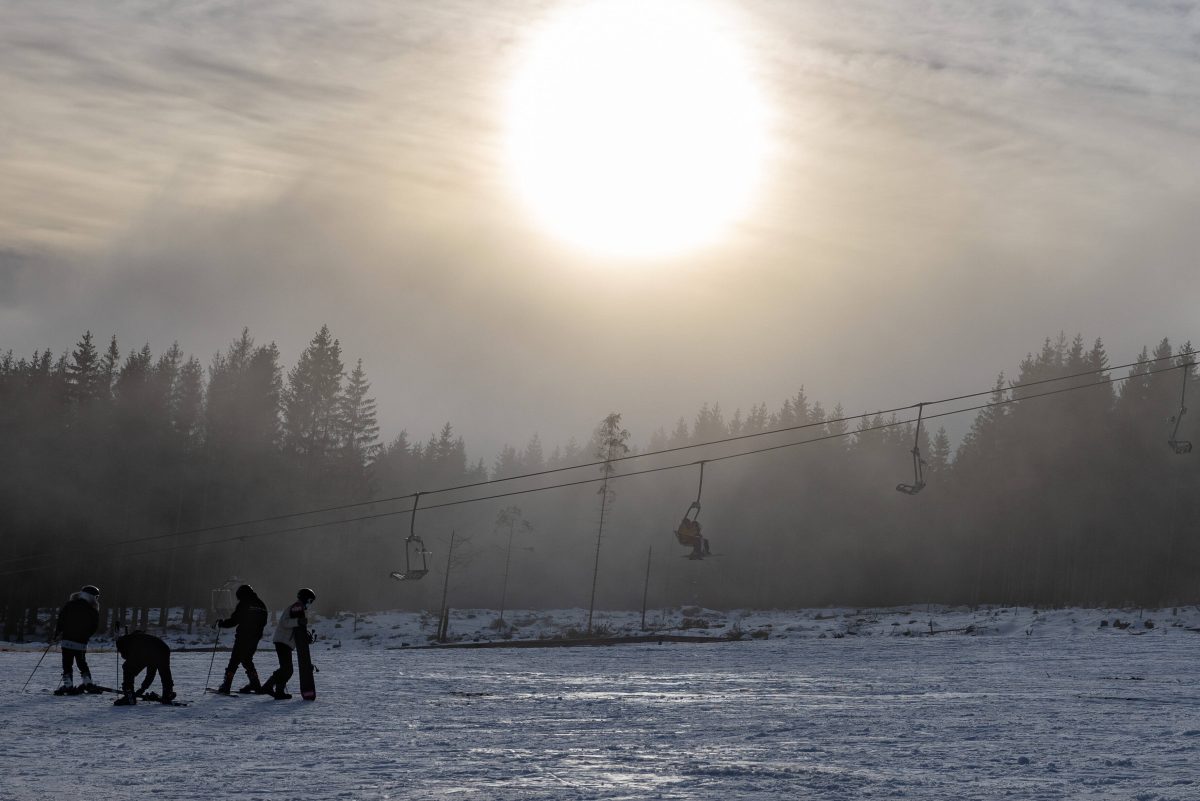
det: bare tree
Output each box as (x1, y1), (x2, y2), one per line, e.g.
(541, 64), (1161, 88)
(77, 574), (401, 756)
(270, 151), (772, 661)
(587, 413), (629, 634)
(494, 506), (533, 627)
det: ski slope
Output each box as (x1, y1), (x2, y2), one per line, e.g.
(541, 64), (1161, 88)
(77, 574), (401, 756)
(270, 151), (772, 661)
(4, 607), (1199, 800)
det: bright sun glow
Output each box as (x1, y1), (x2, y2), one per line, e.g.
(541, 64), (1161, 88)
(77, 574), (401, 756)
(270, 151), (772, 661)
(506, 0), (768, 260)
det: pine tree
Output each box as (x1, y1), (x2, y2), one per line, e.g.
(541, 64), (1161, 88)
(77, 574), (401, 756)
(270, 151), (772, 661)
(337, 358), (381, 469)
(493, 444), (520, 480)
(283, 325), (344, 463)
(101, 335), (121, 397)
(693, 402), (725, 443)
(928, 426), (951, 474)
(522, 433), (545, 472)
(172, 356), (204, 450)
(68, 331), (102, 404)
(668, 417), (690, 447)
(745, 402), (769, 434)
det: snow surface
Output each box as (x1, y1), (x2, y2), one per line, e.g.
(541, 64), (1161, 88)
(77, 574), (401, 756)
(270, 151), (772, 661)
(4, 606), (1200, 800)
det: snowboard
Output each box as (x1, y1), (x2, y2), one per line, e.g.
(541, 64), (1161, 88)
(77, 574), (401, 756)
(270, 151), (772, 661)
(296, 627), (316, 701)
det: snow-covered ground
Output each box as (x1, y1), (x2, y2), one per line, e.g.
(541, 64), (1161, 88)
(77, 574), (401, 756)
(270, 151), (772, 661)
(5, 606), (1200, 800)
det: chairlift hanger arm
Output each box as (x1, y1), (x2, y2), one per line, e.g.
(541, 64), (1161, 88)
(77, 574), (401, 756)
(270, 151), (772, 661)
(408, 491), (422, 542)
(897, 403), (927, 495)
(1169, 363), (1194, 454)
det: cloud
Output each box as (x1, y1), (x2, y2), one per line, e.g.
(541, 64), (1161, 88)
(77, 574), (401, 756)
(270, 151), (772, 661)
(1, 0), (1198, 458)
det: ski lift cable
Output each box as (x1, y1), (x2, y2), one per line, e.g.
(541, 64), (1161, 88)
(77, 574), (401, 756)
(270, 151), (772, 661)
(0, 357), (1190, 575)
(0, 350), (1180, 575)
(1, 363), (1183, 578)
(0, 350), (1185, 572)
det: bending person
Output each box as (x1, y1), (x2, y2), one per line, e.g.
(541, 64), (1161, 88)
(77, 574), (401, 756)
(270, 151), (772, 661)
(114, 630), (175, 705)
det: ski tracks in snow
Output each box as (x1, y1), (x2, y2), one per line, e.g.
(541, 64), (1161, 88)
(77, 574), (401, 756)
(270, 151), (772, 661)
(4, 633), (1200, 799)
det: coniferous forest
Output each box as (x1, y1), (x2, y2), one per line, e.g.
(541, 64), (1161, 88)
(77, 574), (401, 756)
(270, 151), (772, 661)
(2, 327), (1197, 637)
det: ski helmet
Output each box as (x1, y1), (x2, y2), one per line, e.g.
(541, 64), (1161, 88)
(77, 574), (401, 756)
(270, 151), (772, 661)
(81, 585), (100, 597)
(235, 584), (255, 601)
(297, 588), (316, 604)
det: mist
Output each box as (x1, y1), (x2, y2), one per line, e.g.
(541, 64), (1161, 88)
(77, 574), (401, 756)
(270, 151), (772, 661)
(2, 1), (1199, 626)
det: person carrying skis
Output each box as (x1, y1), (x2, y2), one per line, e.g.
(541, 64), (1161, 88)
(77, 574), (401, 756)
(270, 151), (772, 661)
(53, 584), (101, 695)
(113, 630), (175, 705)
(260, 588), (315, 700)
(213, 584), (269, 694)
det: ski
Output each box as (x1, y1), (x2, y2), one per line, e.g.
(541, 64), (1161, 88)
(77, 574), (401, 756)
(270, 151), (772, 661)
(204, 688), (240, 697)
(52, 684), (117, 696)
(141, 691), (189, 706)
(295, 627), (316, 701)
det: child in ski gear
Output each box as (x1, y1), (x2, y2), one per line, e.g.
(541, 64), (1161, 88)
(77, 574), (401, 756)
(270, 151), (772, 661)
(214, 584), (269, 694)
(54, 585), (100, 694)
(113, 631), (175, 705)
(261, 588), (315, 700)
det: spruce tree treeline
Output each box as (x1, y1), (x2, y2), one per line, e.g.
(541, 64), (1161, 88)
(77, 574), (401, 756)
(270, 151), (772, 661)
(1, 329), (1196, 636)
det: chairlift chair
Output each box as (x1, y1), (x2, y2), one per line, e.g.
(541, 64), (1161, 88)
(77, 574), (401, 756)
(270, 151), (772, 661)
(1168, 362), (1194, 455)
(896, 404), (928, 495)
(674, 462), (712, 559)
(390, 493), (431, 582)
(210, 576), (241, 623)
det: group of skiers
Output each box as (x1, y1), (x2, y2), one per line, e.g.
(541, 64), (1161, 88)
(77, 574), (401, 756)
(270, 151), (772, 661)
(52, 583), (317, 705)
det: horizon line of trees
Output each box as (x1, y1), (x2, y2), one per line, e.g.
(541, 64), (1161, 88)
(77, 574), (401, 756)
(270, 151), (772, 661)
(2, 328), (1197, 638)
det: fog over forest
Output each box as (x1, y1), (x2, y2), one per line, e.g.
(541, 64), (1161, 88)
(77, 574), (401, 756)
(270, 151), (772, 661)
(3, 1), (1199, 638)
(2, 325), (1196, 635)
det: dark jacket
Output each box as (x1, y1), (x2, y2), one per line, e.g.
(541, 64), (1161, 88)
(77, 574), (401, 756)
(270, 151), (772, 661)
(55, 593), (100, 648)
(116, 631), (171, 668)
(218, 593), (269, 641)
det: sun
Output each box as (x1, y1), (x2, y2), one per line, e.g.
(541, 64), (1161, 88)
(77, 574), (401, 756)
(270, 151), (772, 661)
(505, 0), (768, 260)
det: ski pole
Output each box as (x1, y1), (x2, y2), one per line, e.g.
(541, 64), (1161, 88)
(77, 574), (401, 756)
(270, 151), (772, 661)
(204, 626), (221, 692)
(20, 638), (56, 692)
(114, 617), (125, 690)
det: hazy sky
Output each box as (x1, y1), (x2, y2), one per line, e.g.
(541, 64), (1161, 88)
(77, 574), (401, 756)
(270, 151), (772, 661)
(2, 0), (1198, 460)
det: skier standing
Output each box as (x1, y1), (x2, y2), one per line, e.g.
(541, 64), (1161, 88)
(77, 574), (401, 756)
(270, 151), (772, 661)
(53, 585), (101, 694)
(113, 630), (175, 705)
(260, 588), (316, 700)
(213, 584), (269, 694)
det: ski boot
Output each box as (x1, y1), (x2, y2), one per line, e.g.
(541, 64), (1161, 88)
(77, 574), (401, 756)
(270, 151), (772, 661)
(270, 683), (292, 700)
(113, 690), (137, 706)
(238, 667), (262, 694)
(53, 672), (74, 696)
(159, 689), (177, 705)
(79, 671), (102, 693)
(215, 669), (236, 695)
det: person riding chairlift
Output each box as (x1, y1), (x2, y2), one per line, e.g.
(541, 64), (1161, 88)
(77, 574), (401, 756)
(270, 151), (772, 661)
(676, 516), (711, 559)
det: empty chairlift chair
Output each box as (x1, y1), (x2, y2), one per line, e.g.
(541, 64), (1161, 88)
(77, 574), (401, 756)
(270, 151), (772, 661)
(390, 492), (431, 581)
(896, 404), (928, 495)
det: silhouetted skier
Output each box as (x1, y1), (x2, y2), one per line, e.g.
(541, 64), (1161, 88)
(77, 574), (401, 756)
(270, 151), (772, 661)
(213, 584), (269, 694)
(260, 588), (315, 700)
(113, 631), (175, 705)
(54, 585), (100, 694)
